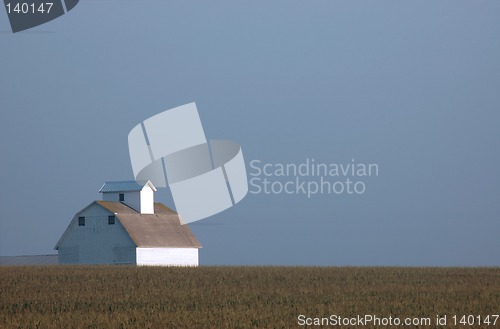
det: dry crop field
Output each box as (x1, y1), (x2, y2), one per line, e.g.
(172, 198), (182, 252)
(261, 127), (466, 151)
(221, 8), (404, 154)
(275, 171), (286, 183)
(0, 266), (499, 328)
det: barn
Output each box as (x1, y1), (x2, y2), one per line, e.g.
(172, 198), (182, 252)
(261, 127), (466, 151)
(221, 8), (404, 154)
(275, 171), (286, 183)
(55, 181), (201, 266)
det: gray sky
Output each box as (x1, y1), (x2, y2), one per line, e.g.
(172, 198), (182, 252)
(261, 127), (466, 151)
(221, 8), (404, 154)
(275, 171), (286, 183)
(1, 1), (499, 265)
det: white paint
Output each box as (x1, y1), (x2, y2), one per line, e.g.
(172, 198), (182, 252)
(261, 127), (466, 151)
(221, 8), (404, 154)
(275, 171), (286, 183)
(140, 185), (154, 214)
(136, 247), (199, 266)
(56, 203), (136, 264)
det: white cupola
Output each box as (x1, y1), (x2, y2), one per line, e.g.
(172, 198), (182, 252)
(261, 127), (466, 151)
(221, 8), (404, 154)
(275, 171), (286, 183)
(99, 180), (157, 214)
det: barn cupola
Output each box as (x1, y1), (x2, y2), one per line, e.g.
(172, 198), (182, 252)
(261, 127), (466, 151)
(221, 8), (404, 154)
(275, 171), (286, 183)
(99, 180), (157, 214)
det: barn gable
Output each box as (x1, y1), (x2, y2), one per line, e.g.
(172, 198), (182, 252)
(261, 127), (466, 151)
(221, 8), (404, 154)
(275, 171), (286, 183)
(55, 202), (137, 264)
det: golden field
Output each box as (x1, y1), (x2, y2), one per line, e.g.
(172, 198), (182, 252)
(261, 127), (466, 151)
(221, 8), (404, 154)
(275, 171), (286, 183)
(0, 266), (499, 328)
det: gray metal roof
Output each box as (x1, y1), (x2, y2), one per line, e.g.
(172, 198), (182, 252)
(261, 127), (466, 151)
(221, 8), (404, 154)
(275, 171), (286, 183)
(99, 180), (156, 193)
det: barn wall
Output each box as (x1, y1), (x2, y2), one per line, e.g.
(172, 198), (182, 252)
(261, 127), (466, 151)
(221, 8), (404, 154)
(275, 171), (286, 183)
(102, 192), (119, 202)
(102, 191), (141, 213)
(122, 192), (140, 213)
(57, 203), (136, 264)
(136, 248), (199, 266)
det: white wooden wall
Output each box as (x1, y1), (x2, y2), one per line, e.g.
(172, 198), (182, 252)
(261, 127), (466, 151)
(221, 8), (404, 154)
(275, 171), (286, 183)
(57, 203), (136, 264)
(103, 189), (154, 214)
(140, 186), (154, 214)
(136, 248), (199, 266)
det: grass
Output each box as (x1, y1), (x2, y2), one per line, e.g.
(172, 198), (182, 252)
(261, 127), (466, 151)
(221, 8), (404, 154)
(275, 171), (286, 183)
(0, 266), (499, 328)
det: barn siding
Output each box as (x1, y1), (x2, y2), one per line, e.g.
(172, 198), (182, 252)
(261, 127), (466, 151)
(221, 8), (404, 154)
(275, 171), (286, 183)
(102, 191), (141, 213)
(136, 248), (198, 266)
(58, 246), (79, 263)
(57, 204), (136, 264)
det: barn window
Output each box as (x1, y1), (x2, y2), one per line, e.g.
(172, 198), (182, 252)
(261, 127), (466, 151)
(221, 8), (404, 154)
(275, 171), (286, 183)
(119, 193), (124, 201)
(78, 216), (85, 226)
(108, 215), (115, 225)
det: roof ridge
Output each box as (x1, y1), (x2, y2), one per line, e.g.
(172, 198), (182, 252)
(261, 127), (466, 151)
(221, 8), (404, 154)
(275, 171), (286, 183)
(98, 180), (157, 193)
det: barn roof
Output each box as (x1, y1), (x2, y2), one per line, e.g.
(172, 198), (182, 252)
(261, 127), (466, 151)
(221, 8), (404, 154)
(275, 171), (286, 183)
(97, 201), (201, 248)
(99, 180), (157, 193)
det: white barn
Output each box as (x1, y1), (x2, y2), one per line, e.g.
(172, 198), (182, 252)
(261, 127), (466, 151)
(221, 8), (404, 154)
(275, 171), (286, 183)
(55, 181), (201, 266)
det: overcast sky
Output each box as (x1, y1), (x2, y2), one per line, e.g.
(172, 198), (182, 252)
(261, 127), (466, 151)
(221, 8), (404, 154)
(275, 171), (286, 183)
(1, 1), (499, 265)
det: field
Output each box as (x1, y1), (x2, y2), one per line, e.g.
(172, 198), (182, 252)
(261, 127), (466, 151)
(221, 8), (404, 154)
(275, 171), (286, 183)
(1, 266), (499, 328)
